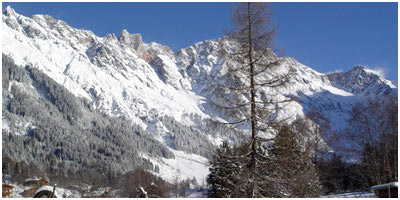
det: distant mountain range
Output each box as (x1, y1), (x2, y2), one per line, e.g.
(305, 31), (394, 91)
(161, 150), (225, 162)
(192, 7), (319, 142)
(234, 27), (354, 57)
(2, 6), (397, 183)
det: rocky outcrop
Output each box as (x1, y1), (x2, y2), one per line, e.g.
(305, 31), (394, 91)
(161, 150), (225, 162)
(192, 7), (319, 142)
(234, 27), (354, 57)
(118, 29), (143, 53)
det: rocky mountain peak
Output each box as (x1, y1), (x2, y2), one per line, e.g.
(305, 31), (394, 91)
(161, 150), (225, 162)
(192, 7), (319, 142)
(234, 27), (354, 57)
(3, 5), (16, 17)
(351, 65), (367, 71)
(118, 29), (143, 53)
(327, 65), (396, 96)
(105, 33), (118, 41)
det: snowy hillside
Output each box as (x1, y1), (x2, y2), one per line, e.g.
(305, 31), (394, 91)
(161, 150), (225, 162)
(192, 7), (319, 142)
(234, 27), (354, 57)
(2, 6), (397, 184)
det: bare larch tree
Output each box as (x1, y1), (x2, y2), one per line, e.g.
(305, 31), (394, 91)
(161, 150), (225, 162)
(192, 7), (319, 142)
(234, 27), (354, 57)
(210, 2), (295, 197)
(224, 1), (292, 162)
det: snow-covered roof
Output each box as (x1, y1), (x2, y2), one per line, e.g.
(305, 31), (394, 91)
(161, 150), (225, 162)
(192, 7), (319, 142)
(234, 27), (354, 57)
(370, 182), (398, 191)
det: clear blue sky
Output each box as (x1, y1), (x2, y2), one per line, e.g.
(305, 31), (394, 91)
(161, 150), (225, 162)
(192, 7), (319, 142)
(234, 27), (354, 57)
(2, 2), (398, 81)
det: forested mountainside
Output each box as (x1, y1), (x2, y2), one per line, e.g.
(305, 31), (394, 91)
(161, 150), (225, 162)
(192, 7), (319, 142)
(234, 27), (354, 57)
(2, 54), (244, 184)
(2, 54), (173, 181)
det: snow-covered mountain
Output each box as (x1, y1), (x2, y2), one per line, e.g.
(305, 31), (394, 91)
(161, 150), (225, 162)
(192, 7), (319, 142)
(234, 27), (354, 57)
(327, 65), (397, 96)
(2, 6), (397, 183)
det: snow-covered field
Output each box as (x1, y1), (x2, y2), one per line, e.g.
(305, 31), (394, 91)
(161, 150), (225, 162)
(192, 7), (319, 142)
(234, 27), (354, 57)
(144, 148), (209, 184)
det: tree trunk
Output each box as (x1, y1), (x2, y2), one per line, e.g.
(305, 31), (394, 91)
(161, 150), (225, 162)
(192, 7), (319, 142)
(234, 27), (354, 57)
(247, 3), (258, 197)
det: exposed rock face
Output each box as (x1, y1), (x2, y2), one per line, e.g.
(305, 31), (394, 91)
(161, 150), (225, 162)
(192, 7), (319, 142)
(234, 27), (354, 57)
(119, 29), (143, 53)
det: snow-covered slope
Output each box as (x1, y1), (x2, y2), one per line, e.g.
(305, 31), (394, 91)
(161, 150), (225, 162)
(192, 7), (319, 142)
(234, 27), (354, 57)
(2, 6), (204, 127)
(2, 6), (209, 182)
(174, 39), (360, 130)
(2, 6), (396, 183)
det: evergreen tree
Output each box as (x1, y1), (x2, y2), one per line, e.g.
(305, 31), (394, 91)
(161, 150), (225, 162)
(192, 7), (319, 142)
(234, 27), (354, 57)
(268, 125), (322, 197)
(207, 142), (243, 197)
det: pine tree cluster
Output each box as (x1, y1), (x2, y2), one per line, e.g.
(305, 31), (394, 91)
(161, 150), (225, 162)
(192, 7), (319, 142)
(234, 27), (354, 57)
(207, 124), (322, 197)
